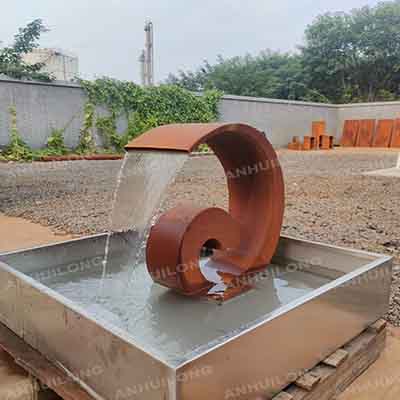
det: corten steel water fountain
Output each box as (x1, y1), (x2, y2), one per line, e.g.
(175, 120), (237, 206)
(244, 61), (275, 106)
(125, 123), (284, 299)
(0, 123), (393, 400)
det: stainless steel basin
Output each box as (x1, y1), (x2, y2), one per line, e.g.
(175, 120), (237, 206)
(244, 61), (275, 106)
(0, 234), (392, 400)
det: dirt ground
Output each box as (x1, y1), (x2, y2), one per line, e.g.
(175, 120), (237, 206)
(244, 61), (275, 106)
(0, 213), (74, 252)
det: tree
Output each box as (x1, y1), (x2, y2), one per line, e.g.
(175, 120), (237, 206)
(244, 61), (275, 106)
(0, 19), (53, 82)
(301, 1), (400, 102)
(168, 0), (400, 103)
(167, 51), (328, 102)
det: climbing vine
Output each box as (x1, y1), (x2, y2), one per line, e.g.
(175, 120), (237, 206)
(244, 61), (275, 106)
(42, 114), (76, 155)
(3, 106), (34, 161)
(76, 102), (96, 154)
(79, 78), (223, 151)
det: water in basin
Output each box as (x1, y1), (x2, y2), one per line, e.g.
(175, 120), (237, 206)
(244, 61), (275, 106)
(30, 256), (337, 367)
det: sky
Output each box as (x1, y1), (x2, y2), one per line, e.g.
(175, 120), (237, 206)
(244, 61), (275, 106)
(1, 0), (381, 83)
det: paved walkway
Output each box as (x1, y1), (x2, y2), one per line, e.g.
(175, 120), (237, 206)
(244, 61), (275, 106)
(365, 167), (400, 178)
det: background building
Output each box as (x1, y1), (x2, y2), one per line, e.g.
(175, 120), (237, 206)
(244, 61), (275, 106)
(23, 48), (79, 82)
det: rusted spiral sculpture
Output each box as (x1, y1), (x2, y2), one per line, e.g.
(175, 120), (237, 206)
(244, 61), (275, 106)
(125, 123), (284, 299)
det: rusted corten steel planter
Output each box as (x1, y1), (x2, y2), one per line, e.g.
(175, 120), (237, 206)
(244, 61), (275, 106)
(125, 123), (285, 297)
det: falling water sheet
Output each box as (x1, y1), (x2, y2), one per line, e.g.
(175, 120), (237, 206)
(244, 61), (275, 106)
(99, 150), (188, 297)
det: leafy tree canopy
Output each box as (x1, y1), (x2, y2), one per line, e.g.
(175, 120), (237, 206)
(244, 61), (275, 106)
(0, 19), (53, 82)
(168, 0), (400, 103)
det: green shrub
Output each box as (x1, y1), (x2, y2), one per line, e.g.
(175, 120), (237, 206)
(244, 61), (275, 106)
(43, 127), (69, 155)
(80, 78), (222, 151)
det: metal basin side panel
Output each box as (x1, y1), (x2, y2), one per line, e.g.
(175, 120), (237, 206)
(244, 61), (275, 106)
(0, 235), (107, 272)
(176, 259), (392, 400)
(0, 263), (173, 400)
(0, 265), (22, 335)
(0, 233), (140, 275)
(274, 236), (377, 273)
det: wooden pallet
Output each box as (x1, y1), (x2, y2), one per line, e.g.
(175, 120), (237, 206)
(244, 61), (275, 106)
(0, 320), (387, 400)
(273, 319), (387, 400)
(0, 323), (92, 400)
(0, 347), (60, 400)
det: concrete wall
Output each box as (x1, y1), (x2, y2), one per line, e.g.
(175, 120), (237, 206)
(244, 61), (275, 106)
(0, 78), (85, 149)
(219, 95), (339, 147)
(1, 78), (400, 149)
(0, 77), (126, 149)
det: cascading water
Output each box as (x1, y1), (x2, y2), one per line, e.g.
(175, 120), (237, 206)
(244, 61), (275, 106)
(98, 150), (188, 299)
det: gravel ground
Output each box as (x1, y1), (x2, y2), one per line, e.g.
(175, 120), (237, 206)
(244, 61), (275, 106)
(0, 148), (399, 324)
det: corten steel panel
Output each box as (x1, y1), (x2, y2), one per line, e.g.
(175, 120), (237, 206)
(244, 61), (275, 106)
(288, 142), (302, 150)
(312, 121), (326, 137)
(356, 119), (376, 147)
(390, 119), (400, 148)
(320, 135), (333, 150)
(0, 235), (392, 400)
(340, 120), (360, 147)
(373, 119), (394, 148)
(302, 136), (315, 151)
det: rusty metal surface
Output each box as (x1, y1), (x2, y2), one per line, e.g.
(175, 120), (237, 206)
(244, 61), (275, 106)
(320, 135), (334, 150)
(340, 120), (360, 147)
(125, 123), (222, 152)
(127, 123), (285, 298)
(146, 205), (242, 296)
(302, 136), (315, 151)
(312, 121), (326, 137)
(390, 119), (400, 148)
(373, 119), (394, 148)
(312, 121), (327, 150)
(356, 119), (376, 147)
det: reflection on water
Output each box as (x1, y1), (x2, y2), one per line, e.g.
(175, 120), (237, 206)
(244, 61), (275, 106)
(37, 256), (334, 367)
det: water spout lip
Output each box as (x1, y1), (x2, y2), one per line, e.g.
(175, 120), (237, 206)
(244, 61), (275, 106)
(124, 123), (271, 154)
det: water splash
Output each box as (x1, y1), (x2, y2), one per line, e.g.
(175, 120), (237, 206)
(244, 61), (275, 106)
(98, 153), (129, 298)
(98, 150), (188, 298)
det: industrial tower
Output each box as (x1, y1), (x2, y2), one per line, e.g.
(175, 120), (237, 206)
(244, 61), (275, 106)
(139, 21), (154, 86)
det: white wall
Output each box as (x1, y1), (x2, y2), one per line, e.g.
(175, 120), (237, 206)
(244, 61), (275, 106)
(219, 95), (339, 147)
